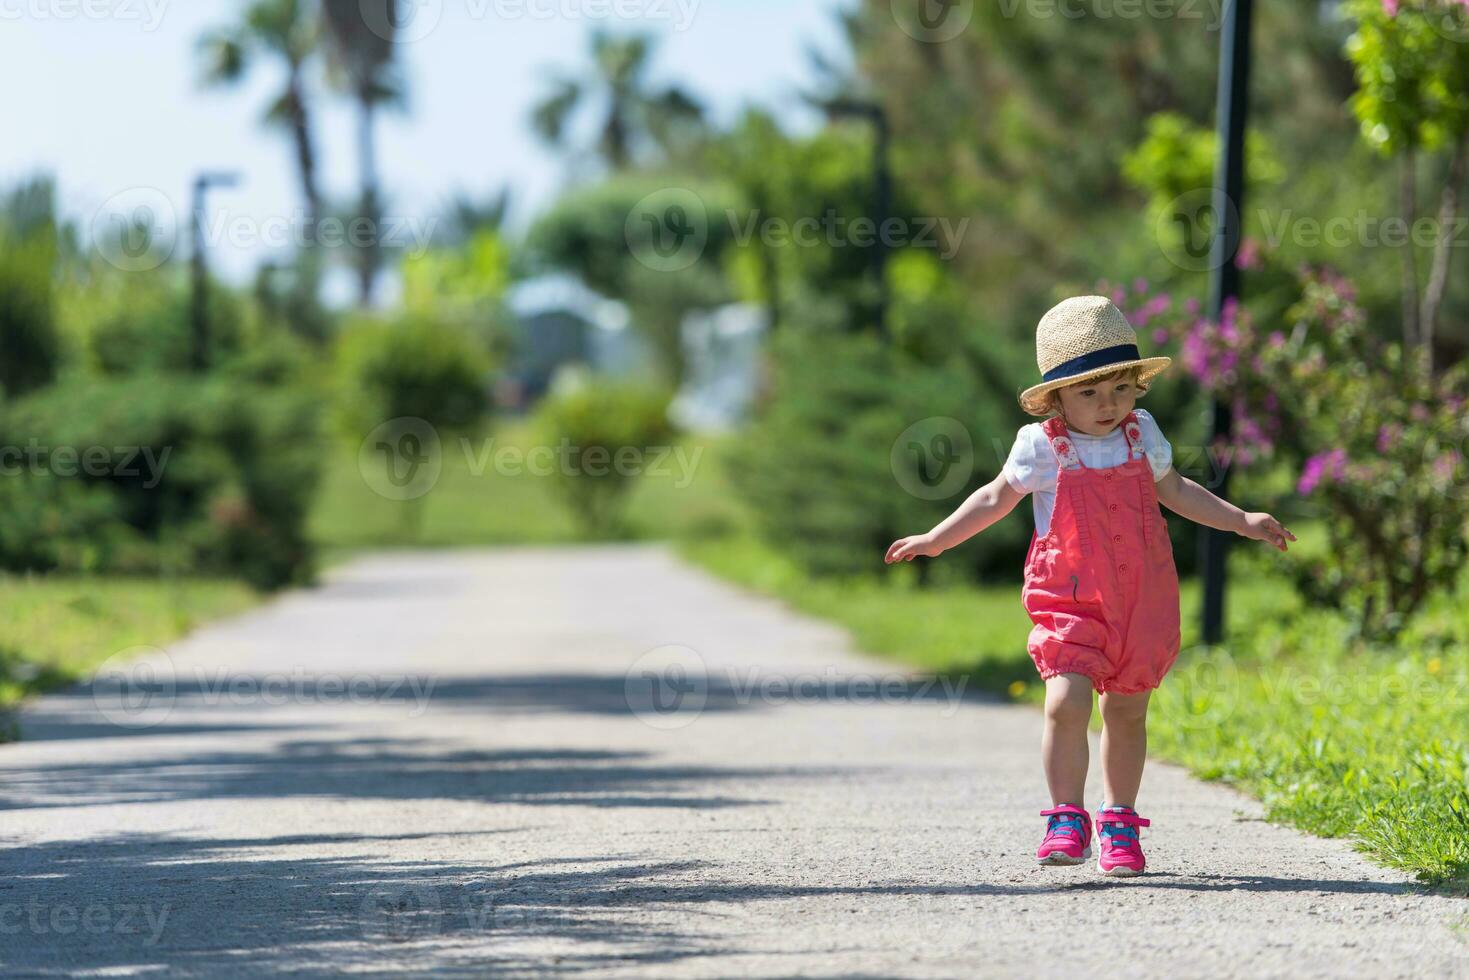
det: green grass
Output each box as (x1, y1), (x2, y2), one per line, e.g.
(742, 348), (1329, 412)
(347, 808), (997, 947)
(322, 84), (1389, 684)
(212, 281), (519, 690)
(0, 575), (259, 727)
(310, 419), (748, 554)
(1146, 585), (1469, 892)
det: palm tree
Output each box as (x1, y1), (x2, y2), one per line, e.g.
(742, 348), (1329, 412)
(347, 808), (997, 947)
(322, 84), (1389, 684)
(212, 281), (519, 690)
(432, 186), (514, 248)
(531, 30), (706, 172)
(198, 0), (323, 275)
(320, 0), (404, 307)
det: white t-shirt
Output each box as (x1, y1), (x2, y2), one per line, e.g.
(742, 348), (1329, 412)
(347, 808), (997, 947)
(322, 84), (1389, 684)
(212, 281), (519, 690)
(1001, 408), (1173, 537)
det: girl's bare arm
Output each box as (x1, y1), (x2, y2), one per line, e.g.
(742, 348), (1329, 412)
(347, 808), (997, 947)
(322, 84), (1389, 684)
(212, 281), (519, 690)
(885, 472), (1026, 563)
(1154, 467), (1296, 551)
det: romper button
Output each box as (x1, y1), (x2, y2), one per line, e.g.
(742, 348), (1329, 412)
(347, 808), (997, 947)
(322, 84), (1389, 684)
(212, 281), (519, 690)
(1113, 534), (1122, 543)
(1105, 474), (1112, 481)
(1119, 563), (1128, 572)
(1110, 504), (1117, 512)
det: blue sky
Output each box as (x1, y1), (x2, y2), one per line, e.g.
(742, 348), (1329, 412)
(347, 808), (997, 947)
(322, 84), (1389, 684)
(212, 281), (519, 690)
(2, 0), (852, 299)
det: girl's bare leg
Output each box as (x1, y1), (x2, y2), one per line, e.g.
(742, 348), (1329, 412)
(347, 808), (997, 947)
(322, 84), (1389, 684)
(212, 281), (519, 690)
(1041, 673), (1094, 805)
(1098, 689), (1151, 808)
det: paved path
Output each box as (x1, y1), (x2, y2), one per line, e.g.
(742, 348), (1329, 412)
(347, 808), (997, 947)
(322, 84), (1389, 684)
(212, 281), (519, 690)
(1, 545), (1465, 978)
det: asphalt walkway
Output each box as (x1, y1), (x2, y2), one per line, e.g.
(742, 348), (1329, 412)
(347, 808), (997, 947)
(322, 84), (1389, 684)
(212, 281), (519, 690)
(1, 545), (1464, 977)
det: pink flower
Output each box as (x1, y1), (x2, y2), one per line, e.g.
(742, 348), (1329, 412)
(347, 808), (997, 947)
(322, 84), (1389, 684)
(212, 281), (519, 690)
(1297, 449), (1347, 495)
(1184, 297), (1200, 316)
(1152, 327), (1170, 345)
(1235, 238), (1260, 271)
(1376, 423), (1401, 452)
(1219, 296), (1241, 342)
(1267, 331), (1285, 347)
(1133, 277), (1150, 295)
(1382, 0), (1399, 15)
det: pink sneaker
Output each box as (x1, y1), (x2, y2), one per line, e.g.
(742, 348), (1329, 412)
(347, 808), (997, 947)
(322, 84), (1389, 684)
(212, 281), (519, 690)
(1094, 805), (1150, 876)
(1036, 804), (1092, 866)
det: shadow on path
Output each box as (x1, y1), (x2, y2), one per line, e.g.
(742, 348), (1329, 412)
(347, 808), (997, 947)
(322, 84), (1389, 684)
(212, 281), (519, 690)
(0, 829), (1420, 978)
(0, 738), (819, 812)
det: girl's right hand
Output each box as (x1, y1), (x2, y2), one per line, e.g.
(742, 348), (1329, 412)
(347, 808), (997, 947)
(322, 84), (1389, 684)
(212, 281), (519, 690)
(884, 533), (944, 564)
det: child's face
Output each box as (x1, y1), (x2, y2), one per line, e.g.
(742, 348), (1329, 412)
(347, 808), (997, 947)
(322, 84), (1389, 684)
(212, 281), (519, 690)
(1056, 372), (1137, 435)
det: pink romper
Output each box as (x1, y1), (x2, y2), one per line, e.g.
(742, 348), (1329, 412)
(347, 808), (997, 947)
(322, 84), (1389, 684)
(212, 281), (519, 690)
(1020, 409), (1181, 695)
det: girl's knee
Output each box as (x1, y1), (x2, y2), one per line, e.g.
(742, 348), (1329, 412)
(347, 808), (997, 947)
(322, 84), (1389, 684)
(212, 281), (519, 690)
(1044, 673), (1094, 725)
(1099, 689), (1151, 724)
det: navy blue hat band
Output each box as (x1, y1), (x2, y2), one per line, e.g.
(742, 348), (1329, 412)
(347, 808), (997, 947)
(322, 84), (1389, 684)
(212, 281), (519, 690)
(1040, 343), (1141, 383)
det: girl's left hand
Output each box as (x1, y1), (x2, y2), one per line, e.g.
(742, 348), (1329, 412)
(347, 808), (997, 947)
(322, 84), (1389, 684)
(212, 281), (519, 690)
(1239, 512), (1297, 551)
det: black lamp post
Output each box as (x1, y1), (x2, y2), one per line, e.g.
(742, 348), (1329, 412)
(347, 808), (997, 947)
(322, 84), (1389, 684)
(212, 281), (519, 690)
(190, 171), (242, 372)
(817, 96), (892, 342)
(1201, 0), (1254, 646)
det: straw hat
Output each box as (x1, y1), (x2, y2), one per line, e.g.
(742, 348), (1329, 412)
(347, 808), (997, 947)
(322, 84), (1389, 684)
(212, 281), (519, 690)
(1017, 295), (1172, 416)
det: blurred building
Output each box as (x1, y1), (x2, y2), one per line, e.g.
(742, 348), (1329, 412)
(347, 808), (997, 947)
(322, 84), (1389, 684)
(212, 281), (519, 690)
(500, 274), (653, 411)
(502, 275), (767, 431)
(670, 303), (769, 433)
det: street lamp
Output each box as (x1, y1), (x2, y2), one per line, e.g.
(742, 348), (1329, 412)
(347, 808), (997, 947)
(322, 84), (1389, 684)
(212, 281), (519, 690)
(1201, 0), (1254, 645)
(816, 96), (892, 342)
(191, 171), (242, 371)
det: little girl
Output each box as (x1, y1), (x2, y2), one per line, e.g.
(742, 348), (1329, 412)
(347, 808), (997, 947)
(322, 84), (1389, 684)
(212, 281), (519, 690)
(884, 295), (1295, 877)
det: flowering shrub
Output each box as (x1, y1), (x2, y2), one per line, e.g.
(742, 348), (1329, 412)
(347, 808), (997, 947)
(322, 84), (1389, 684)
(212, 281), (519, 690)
(1121, 264), (1469, 640)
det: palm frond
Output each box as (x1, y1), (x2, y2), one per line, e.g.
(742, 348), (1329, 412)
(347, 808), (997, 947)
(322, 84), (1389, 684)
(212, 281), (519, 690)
(197, 30), (249, 86)
(531, 78), (583, 146)
(594, 31), (651, 90)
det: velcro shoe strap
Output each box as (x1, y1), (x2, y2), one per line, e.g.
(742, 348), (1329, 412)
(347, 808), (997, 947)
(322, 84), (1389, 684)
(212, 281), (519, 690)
(1040, 804), (1091, 820)
(1095, 809), (1150, 828)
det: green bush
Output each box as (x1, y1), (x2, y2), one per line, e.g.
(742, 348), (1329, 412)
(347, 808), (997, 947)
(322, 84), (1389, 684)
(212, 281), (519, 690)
(0, 472), (124, 573)
(725, 328), (1029, 582)
(0, 372), (323, 589)
(51, 259), (259, 378)
(0, 232), (60, 399)
(332, 313), (491, 438)
(533, 376), (676, 537)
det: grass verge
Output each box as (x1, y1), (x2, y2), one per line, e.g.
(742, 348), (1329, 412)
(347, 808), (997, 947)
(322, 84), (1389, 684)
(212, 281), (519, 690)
(309, 420), (745, 552)
(0, 575), (259, 735)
